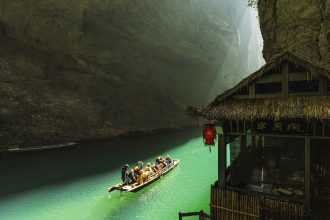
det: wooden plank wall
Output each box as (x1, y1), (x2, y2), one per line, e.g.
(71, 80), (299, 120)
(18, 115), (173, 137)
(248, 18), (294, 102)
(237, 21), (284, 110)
(211, 186), (259, 220)
(262, 198), (305, 219)
(210, 187), (306, 220)
(311, 140), (330, 220)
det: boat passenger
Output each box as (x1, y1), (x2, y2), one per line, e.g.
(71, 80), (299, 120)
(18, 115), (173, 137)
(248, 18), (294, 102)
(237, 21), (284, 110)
(155, 158), (160, 166)
(121, 164), (129, 183)
(127, 169), (137, 184)
(134, 161), (144, 176)
(151, 164), (158, 173)
(165, 155), (172, 164)
(138, 161), (144, 169)
(156, 155), (163, 166)
(143, 167), (152, 177)
(160, 158), (168, 168)
(155, 156), (162, 166)
(158, 161), (164, 169)
(146, 163), (154, 173)
(141, 170), (149, 183)
(137, 170), (145, 185)
(134, 165), (140, 176)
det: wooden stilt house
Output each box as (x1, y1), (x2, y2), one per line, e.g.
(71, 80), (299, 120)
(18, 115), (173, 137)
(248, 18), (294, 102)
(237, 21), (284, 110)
(187, 51), (330, 220)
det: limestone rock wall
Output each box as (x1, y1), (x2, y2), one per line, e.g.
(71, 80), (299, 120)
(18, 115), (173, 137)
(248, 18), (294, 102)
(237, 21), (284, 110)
(0, 0), (262, 146)
(258, 0), (330, 68)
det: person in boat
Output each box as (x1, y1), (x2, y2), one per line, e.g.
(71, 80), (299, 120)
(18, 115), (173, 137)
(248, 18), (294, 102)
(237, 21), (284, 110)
(134, 165), (140, 176)
(126, 169), (137, 185)
(151, 164), (158, 173)
(159, 158), (168, 169)
(155, 158), (160, 166)
(142, 168), (150, 182)
(155, 156), (163, 166)
(137, 161), (143, 169)
(137, 170), (147, 185)
(145, 163), (154, 173)
(121, 164), (129, 183)
(134, 160), (144, 177)
(165, 155), (172, 164)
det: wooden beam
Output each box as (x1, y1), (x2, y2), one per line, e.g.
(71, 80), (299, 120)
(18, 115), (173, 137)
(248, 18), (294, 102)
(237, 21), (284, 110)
(234, 93), (283, 99)
(255, 93), (282, 98)
(319, 78), (327, 95)
(256, 74), (282, 84)
(249, 83), (256, 99)
(233, 95), (250, 99)
(289, 72), (308, 81)
(305, 137), (311, 210)
(282, 62), (289, 97)
(289, 92), (321, 97)
(218, 134), (226, 188)
(225, 131), (330, 139)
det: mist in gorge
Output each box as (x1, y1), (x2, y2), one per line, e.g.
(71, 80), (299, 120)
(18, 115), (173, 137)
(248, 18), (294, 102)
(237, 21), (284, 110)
(0, 0), (264, 147)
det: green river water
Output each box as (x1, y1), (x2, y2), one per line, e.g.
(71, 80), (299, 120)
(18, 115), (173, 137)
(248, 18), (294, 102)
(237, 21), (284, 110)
(0, 129), (218, 220)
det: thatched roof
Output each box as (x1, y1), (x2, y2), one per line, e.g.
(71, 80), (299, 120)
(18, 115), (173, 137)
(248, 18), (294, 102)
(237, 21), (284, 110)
(187, 96), (330, 121)
(187, 51), (330, 121)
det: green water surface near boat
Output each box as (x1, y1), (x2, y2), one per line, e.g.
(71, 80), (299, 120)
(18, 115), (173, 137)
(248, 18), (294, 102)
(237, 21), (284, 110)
(0, 129), (218, 220)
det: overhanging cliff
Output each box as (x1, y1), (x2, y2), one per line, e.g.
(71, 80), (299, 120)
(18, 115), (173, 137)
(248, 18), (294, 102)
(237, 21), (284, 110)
(0, 0), (262, 146)
(258, 0), (330, 69)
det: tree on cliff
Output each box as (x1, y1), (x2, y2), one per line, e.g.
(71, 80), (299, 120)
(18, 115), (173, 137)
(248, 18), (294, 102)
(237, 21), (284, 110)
(248, 0), (258, 8)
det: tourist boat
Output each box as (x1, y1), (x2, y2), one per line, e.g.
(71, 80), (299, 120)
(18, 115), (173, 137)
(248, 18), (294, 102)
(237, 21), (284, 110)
(107, 159), (180, 193)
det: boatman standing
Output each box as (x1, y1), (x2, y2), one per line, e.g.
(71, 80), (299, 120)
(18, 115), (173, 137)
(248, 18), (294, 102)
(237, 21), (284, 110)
(121, 164), (129, 183)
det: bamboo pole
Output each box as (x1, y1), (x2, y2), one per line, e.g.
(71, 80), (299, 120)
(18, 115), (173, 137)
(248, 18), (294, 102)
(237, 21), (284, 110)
(211, 185), (213, 219)
(219, 188), (222, 220)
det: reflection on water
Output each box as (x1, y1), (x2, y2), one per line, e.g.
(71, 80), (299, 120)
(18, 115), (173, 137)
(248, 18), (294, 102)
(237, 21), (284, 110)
(0, 129), (218, 220)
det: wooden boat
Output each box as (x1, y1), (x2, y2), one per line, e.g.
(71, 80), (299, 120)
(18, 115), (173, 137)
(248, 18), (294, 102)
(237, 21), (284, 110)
(7, 142), (77, 153)
(107, 159), (180, 193)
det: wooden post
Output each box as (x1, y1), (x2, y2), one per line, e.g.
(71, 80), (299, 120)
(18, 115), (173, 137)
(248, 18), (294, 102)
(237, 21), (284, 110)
(241, 135), (247, 155)
(252, 135), (256, 150)
(218, 134), (226, 188)
(305, 137), (311, 210)
(179, 212), (183, 220)
(319, 77), (327, 95)
(282, 61), (289, 96)
(249, 83), (256, 98)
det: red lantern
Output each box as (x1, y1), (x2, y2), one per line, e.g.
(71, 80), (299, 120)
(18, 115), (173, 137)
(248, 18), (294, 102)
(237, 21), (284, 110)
(203, 124), (216, 145)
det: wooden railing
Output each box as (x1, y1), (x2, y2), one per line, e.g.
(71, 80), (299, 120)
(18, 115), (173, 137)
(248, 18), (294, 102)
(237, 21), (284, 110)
(178, 210), (210, 220)
(211, 186), (308, 220)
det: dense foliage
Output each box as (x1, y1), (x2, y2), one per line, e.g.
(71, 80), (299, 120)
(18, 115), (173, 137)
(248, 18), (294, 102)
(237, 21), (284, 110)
(248, 0), (258, 8)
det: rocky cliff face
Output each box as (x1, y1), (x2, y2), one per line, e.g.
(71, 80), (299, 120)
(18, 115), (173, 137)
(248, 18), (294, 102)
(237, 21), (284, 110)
(258, 0), (330, 68)
(0, 0), (262, 146)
